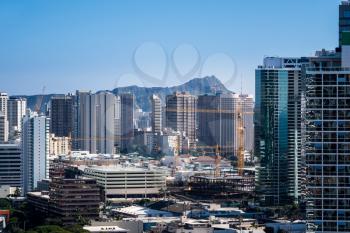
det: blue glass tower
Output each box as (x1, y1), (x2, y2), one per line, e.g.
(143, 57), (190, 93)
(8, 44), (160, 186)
(255, 57), (308, 205)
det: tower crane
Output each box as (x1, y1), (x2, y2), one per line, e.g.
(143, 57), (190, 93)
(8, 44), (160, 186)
(214, 145), (221, 177)
(236, 101), (245, 176)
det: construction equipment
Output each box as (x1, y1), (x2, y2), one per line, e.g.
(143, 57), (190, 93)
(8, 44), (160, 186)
(214, 145), (221, 177)
(172, 135), (181, 176)
(236, 101), (245, 176)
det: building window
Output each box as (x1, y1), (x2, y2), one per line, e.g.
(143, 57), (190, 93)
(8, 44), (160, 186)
(344, 11), (350, 18)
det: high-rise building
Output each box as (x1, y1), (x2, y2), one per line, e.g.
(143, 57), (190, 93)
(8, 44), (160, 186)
(197, 93), (253, 158)
(22, 112), (50, 194)
(303, 2), (350, 231)
(95, 91), (119, 154)
(197, 93), (235, 157)
(0, 93), (9, 143)
(0, 93), (8, 118)
(236, 94), (254, 154)
(134, 108), (150, 130)
(339, 0), (350, 47)
(74, 91), (119, 154)
(0, 144), (22, 188)
(166, 92), (196, 150)
(151, 95), (162, 133)
(120, 93), (134, 152)
(255, 57), (308, 205)
(50, 95), (73, 137)
(134, 129), (154, 154)
(304, 41), (350, 232)
(72, 90), (90, 151)
(304, 50), (349, 233)
(161, 106), (167, 132)
(0, 114), (7, 143)
(114, 95), (121, 151)
(7, 97), (26, 139)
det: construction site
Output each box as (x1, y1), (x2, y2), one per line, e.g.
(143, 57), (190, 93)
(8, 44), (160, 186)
(171, 99), (256, 202)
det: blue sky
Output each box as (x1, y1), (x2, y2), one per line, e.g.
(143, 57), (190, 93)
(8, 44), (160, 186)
(0, 0), (338, 96)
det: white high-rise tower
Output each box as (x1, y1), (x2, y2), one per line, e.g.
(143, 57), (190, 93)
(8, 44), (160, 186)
(22, 111), (50, 194)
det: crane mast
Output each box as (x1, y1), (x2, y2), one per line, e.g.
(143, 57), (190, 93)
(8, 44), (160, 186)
(236, 100), (245, 176)
(214, 145), (221, 177)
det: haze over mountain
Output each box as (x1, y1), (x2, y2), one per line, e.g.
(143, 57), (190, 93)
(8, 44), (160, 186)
(21, 76), (231, 113)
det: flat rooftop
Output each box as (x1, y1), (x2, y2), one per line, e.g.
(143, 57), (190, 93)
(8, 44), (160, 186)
(112, 205), (173, 217)
(27, 192), (50, 200)
(85, 166), (161, 173)
(83, 226), (128, 232)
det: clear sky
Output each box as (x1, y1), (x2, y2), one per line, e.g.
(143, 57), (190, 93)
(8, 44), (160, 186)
(0, 0), (339, 96)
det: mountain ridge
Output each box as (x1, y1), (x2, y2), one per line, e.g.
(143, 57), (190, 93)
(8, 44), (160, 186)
(18, 76), (232, 113)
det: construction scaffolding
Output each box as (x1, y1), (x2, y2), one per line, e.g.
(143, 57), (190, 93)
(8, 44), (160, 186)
(187, 174), (255, 199)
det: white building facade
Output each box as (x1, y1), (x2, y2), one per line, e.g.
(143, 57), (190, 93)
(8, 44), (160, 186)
(22, 112), (50, 194)
(7, 97), (27, 139)
(84, 166), (166, 199)
(0, 93), (9, 142)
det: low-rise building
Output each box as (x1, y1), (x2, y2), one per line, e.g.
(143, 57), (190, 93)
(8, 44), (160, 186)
(0, 144), (22, 188)
(154, 217), (213, 233)
(50, 177), (100, 224)
(151, 217), (264, 233)
(86, 220), (143, 233)
(27, 191), (50, 214)
(49, 134), (71, 156)
(265, 221), (306, 233)
(0, 185), (19, 198)
(83, 166), (166, 199)
(83, 226), (128, 233)
(112, 206), (174, 218)
(27, 177), (101, 225)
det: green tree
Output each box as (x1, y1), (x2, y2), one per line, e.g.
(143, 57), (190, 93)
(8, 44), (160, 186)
(138, 198), (151, 206)
(64, 225), (90, 233)
(76, 215), (90, 226)
(32, 225), (70, 233)
(44, 217), (63, 226)
(264, 227), (274, 233)
(0, 198), (11, 209)
(13, 188), (21, 197)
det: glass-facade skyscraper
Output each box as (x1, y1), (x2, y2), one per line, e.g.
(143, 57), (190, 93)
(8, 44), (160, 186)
(255, 57), (307, 205)
(339, 0), (350, 47)
(197, 93), (235, 157)
(50, 95), (73, 137)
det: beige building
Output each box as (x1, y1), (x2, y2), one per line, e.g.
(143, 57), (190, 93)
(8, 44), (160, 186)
(166, 92), (196, 151)
(49, 134), (71, 156)
(83, 166), (166, 199)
